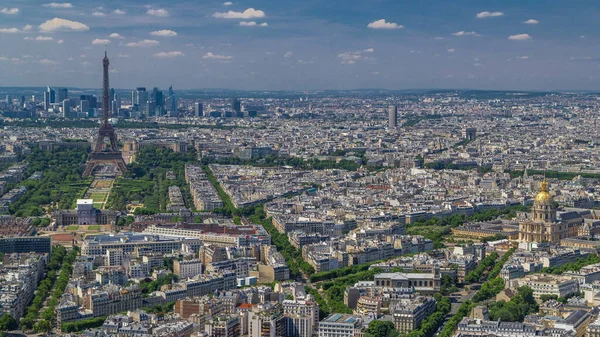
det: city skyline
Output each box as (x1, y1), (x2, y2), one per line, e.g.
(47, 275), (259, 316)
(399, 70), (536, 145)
(0, 0), (599, 90)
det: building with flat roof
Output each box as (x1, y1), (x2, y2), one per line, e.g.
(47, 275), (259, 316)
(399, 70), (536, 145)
(318, 314), (362, 337)
(0, 236), (51, 254)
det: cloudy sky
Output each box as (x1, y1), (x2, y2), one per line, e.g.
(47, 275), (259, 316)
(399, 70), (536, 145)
(0, 0), (599, 90)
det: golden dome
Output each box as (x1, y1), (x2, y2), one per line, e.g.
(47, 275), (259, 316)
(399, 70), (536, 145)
(534, 180), (552, 204)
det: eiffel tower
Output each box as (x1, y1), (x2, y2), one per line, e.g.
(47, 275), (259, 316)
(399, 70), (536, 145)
(83, 51), (127, 177)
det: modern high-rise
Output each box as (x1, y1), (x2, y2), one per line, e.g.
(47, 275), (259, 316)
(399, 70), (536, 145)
(46, 86), (55, 104)
(152, 87), (164, 109)
(167, 85), (177, 114)
(43, 92), (50, 110)
(135, 87), (148, 110)
(232, 98), (241, 113)
(62, 99), (70, 118)
(388, 105), (398, 129)
(194, 102), (203, 117)
(80, 100), (90, 115)
(56, 88), (68, 103)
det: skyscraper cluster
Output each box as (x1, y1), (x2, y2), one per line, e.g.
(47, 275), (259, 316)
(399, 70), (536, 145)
(130, 86), (177, 117)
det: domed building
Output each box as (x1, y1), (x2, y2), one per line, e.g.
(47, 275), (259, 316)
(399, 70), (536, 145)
(518, 180), (568, 243)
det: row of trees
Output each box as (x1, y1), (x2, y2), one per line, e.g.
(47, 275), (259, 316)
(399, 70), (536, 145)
(406, 294), (451, 337)
(439, 248), (516, 337)
(310, 261), (376, 283)
(464, 252), (499, 284)
(304, 286), (330, 320)
(61, 316), (107, 333)
(488, 247), (516, 279)
(539, 253), (600, 274)
(37, 247), (80, 331)
(199, 154), (366, 171)
(248, 211), (314, 278)
(20, 245), (69, 330)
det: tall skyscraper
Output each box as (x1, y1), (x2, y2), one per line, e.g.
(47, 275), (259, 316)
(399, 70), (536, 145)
(62, 99), (70, 118)
(194, 102), (203, 117)
(80, 100), (90, 116)
(56, 88), (68, 103)
(136, 87), (148, 111)
(167, 85), (177, 115)
(388, 105), (398, 129)
(43, 92), (50, 110)
(152, 87), (164, 108)
(110, 88), (116, 101)
(46, 86), (55, 104)
(232, 98), (241, 113)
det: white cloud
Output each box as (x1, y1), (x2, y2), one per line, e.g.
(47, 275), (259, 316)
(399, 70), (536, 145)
(0, 8), (19, 15)
(223, 2), (233, 5)
(283, 51), (293, 58)
(23, 24), (32, 31)
(580, 35), (586, 39)
(367, 19), (403, 29)
(452, 31), (481, 37)
(260, 22), (268, 27)
(147, 9), (169, 17)
(92, 11), (106, 17)
(202, 52), (232, 60)
(67, 57), (73, 60)
(154, 51), (185, 58)
(39, 59), (58, 65)
(113, 9), (126, 15)
(212, 8), (265, 19)
(43, 3), (73, 8)
(80, 54), (86, 58)
(476, 11), (504, 18)
(25, 36), (54, 41)
(363, 48), (374, 53)
(109, 68), (118, 73)
(39, 18), (89, 32)
(523, 19), (539, 24)
(125, 39), (160, 47)
(338, 52), (362, 65)
(57, 39), (64, 44)
(508, 33), (532, 41)
(117, 54), (130, 58)
(240, 21), (257, 26)
(92, 38), (110, 45)
(447, 48), (455, 53)
(150, 29), (177, 37)
(0, 28), (20, 33)
(109, 33), (124, 39)
(517, 55), (529, 59)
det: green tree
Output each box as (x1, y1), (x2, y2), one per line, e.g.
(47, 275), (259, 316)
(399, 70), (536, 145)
(0, 313), (17, 331)
(365, 320), (399, 337)
(33, 319), (52, 333)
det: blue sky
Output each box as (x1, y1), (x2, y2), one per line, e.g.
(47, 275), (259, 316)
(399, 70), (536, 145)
(0, 0), (599, 90)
